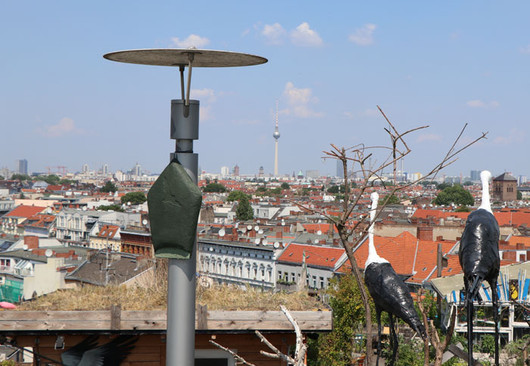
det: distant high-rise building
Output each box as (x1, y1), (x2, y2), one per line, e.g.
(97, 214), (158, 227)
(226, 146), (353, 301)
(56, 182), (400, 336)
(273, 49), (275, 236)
(82, 164), (89, 174)
(233, 164), (240, 176)
(102, 164), (109, 175)
(336, 160), (344, 178)
(133, 162), (141, 176)
(220, 166), (229, 177)
(306, 170), (319, 179)
(273, 101), (280, 176)
(17, 159), (28, 175)
(518, 175), (527, 185)
(470, 170), (480, 182)
(258, 166), (264, 177)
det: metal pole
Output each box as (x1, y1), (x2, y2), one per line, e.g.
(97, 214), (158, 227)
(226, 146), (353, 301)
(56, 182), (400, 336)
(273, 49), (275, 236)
(167, 99), (199, 366)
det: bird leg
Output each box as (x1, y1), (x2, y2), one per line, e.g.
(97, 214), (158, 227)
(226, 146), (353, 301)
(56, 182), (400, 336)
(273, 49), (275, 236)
(467, 296), (474, 366)
(376, 308), (382, 366)
(491, 279), (499, 366)
(389, 314), (398, 366)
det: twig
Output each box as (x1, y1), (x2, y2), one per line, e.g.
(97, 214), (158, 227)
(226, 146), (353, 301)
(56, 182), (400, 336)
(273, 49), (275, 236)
(209, 340), (257, 366)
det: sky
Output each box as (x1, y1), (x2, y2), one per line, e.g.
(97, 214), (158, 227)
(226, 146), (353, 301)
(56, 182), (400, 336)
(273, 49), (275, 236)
(1, 1), (530, 179)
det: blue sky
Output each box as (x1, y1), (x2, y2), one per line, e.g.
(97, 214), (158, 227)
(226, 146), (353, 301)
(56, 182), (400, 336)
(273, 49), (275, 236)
(2, 1), (530, 178)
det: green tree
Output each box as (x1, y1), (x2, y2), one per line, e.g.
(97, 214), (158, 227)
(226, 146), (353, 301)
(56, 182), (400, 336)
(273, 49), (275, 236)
(100, 181), (118, 193)
(315, 274), (374, 366)
(203, 182), (227, 193)
(235, 195), (254, 221)
(436, 182), (451, 190)
(517, 190), (523, 200)
(97, 204), (124, 212)
(11, 174), (30, 181)
(433, 184), (474, 206)
(0, 176), (4, 180)
(120, 191), (147, 205)
(281, 182), (290, 190)
(380, 194), (400, 205)
(43, 174), (61, 185)
(226, 190), (249, 202)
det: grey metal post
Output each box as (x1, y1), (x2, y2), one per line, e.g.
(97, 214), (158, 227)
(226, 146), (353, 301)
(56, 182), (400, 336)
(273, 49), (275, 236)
(168, 99), (199, 366)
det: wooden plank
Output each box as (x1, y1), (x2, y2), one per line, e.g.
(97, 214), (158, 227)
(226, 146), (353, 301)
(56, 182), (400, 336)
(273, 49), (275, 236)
(111, 305), (121, 330)
(2, 310), (331, 331)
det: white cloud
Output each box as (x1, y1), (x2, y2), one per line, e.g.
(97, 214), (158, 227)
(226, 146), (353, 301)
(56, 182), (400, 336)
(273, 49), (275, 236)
(191, 88), (216, 102)
(348, 24), (377, 46)
(171, 34), (210, 48)
(417, 133), (442, 143)
(37, 117), (84, 137)
(519, 45), (530, 54)
(290, 22), (323, 47)
(364, 109), (379, 117)
(494, 128), (525, 145)
(466, 99), (500, 108)
(283, 82), (323, 118)
(262, 23), (286, 45)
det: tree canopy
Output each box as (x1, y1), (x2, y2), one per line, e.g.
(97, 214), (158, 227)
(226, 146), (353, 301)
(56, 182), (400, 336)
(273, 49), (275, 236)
(226, 190), (250, 202)
(280, 182), (290, 190)
(100, 181), (118, 193)
(433, 184), (474, 206)
(380, 194), (400, 205)
(235, 195), (254, 221)
(203, 182), (227, 193)
(120, 191), (147, 205)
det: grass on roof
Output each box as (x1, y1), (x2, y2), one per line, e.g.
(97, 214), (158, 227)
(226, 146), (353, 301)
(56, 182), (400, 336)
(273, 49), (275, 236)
(16, 260), (325, 312)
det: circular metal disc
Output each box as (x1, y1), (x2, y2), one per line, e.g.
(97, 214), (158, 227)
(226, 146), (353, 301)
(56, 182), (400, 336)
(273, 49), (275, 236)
(103, 48), (267, 68)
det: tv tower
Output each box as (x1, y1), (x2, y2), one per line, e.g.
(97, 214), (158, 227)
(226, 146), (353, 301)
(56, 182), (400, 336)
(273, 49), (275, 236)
(273, 100), (280, 176)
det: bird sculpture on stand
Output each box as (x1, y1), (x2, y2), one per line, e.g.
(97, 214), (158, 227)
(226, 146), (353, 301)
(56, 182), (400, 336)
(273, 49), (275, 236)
(364, 192), (427, 365)
(459, 170), (500, 366)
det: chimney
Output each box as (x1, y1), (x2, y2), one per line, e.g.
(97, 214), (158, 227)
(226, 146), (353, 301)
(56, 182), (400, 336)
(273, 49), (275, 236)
(516, 243), (525, 250)
(436, 236), (444, 241)
(416, 226), (433, 241)
(24, 236), (39, 249)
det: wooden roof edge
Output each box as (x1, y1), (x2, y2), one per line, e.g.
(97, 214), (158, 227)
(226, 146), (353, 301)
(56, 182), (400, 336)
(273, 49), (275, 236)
(0, 309), (332, 332)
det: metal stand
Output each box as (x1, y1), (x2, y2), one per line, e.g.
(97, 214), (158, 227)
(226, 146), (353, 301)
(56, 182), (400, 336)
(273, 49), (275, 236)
(168, 99), (199, 365)
(103, 48), (267, 366)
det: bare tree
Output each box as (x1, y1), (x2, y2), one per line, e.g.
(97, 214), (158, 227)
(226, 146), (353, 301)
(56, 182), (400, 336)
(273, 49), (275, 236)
(210, 305), (307, 366)
(296, 106), (487, 364)
(417, 288), (457, 366)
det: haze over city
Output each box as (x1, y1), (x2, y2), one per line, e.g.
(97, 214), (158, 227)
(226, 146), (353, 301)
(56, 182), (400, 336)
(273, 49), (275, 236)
(2, 1), (530, 177)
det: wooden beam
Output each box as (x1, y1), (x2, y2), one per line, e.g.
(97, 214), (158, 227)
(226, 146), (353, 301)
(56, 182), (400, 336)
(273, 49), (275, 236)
(0, 310), (332, 332)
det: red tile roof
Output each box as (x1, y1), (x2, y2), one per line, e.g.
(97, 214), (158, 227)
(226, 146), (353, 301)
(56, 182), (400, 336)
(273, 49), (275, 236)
(4, 205), (46, 219)
(341, 231), (458, 284)
(278, 243), (345, 269)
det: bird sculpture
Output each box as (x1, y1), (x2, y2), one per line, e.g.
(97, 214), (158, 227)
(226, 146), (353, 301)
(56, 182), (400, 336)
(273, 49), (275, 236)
(61, 335), (137, 366)
(459, 170), (500, 366)
(364, 192), (427, 366)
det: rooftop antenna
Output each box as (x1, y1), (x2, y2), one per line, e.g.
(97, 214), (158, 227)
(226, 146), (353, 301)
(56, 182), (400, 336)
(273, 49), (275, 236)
(104, 47), (267, 366)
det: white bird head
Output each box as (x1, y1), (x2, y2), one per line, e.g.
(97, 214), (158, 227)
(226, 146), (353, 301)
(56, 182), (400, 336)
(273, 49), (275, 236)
(480, 170), (492, 183)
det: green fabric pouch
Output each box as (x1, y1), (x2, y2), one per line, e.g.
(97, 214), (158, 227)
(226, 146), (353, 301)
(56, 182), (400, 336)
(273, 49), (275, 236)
(147, 159), (202, 259)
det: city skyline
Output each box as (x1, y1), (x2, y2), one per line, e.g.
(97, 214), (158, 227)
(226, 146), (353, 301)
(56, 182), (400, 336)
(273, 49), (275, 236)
(2, 2), (530, 177)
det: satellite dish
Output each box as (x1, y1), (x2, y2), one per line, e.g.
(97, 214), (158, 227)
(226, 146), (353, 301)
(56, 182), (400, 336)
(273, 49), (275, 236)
(82, 206), (87, 211)
(45, 249), (53, 257)
(314, 239), (319, 244)
(281, 219), (285, 226)
(274, 242), (280, 249)
(317, 230), (322, 235)
(235, 222), (239, 229)
(254, 238), (260, 244)
(254, 225), (259, 231)
(23, 244), (28, 251)
(142, 219), (148, 226)
(247, 225), (253, 231)
(241, 228), (247, 234)
(219, 228), (226, 237)
(258, 229), (264, 235)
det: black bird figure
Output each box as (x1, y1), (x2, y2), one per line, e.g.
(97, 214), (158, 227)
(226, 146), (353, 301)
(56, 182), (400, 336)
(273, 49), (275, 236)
(459, 170), (500, 366)
(61, 335), (137, 366)
(364, 192), (427, 366)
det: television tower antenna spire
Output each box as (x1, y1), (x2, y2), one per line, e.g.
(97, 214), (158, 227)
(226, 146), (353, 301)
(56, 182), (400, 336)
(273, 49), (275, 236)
(273, 100), (280, 176)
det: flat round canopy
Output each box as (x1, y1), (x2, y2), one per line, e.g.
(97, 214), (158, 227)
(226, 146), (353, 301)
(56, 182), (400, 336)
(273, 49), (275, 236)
(103, 48), (267, 68)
